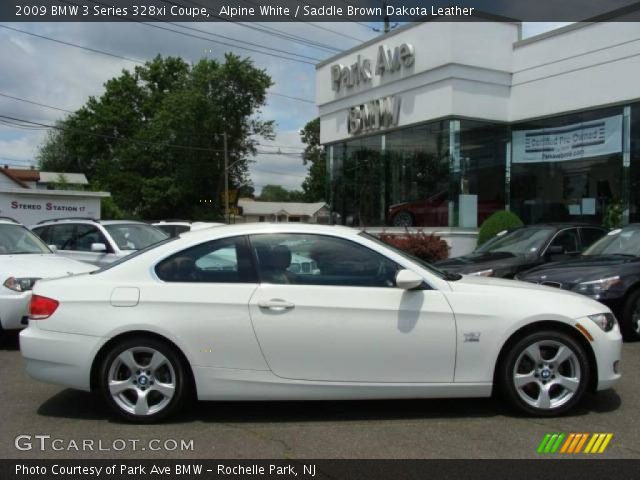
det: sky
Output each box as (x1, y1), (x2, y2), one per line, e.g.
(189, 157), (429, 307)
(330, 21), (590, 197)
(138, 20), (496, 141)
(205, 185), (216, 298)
(0, 21), (568, 194)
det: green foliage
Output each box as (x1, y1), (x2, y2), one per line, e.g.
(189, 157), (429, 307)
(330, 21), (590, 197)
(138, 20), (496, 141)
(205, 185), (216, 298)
(378, 232), (449, 263)
(603, 199), (623, 229)
(258, 184), (304, 202)
(38, 54), (274, 220)
(299, 118), (326, 203)
(477, 210), (524, 246)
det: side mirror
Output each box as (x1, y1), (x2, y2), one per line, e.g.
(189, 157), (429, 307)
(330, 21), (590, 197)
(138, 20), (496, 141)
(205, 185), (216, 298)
(395, 269), (424, 290)
(48, 245), (58, 253)
(90, 242), (107, 252)
(546, 245), (564, 256)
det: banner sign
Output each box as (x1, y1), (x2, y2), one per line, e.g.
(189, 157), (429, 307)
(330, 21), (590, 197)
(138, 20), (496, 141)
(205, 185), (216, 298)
(512, 115), (623, 163)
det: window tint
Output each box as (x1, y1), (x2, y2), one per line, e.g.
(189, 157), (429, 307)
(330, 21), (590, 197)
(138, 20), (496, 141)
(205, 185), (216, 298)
(155, 236), (255, 283)
(74, 225), (108, 252)
(550, 229), (580, 253)
(250, 234), (399, 287)
(49, 224), (77, 250)
(32, 226), (50, 244)
(580, 228), (606, 249)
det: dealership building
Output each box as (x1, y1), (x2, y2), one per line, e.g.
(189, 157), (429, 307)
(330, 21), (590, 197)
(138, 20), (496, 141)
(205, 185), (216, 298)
(316, 12), (640, 230)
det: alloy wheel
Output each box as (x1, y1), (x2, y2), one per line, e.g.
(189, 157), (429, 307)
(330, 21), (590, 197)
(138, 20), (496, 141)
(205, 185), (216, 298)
(632, 300), (640, 334)
(512, 340), (581, 410)
(107, 347), (176, 416)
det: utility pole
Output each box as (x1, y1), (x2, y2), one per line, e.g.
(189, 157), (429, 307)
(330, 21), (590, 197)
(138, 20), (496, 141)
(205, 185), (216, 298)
(223, 131), (229, 224)
(383, 2), (390, 33)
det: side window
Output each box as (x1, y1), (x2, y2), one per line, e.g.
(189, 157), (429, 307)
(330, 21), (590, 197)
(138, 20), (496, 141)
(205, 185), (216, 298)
(155, 236), (255, 283)
(32, 226), (50, 244)
(49, 224), (77, 250)
(74, 224), (108, 252)
(580, 228), (606, 250)
(250, 234), (399, 287)
(550, 229), (580, 254)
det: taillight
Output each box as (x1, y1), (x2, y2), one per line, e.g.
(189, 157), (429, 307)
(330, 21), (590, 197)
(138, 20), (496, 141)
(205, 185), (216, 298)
(29, 295), (59, 320)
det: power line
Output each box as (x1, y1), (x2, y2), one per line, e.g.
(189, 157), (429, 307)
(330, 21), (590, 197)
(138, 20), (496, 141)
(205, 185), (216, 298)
(0, 25), (315, 104)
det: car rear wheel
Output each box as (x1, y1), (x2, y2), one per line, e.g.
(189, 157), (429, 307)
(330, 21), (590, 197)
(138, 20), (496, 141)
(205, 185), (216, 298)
(392, 211), (414, 227)
(99, 337), (188, 423)
(621, 290), (640, 341)
(499, 330), (590, 416)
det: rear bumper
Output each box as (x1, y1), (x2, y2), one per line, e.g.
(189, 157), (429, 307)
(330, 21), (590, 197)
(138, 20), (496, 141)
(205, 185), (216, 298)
(0, 291), (31, 330)
(20, 325), (103, 391)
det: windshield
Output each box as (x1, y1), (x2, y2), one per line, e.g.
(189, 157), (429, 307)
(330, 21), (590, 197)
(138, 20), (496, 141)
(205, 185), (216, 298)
(476, 227), (556, 255)
(360, 231), (453, 280)
(104, 224), (169, 251)
(583, 226), (640, 256)
(0, 224), (51, 254)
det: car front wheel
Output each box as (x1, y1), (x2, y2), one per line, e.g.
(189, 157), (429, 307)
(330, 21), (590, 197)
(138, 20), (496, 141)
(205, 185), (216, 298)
(392, 211), (414, 227)
(621, 290), (640, 341)
(500, 330), (590, 416)
(99, 337), (188, 423)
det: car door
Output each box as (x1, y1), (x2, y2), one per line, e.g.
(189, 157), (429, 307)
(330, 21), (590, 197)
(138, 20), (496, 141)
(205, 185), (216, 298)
(67, 224), (113, 266)
(38, 223), (84, 263)
(545, 228), (581, 262)
(247, 233), (456, 383)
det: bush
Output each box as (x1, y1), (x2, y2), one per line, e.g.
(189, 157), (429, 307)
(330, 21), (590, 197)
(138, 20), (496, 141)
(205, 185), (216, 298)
(477, 210), (524, 246)
(378, 231), (449, 263)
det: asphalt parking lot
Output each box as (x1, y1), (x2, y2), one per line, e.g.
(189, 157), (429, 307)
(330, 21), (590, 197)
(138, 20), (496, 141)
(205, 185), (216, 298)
(0, 331), (638, 460)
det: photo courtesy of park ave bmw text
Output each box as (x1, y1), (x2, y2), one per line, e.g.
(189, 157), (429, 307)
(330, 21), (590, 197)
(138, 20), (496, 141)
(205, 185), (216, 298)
(0, 0), (639, 479)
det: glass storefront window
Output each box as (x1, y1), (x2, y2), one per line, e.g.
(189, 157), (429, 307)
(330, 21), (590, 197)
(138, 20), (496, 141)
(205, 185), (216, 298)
(630, 103), (640, 222)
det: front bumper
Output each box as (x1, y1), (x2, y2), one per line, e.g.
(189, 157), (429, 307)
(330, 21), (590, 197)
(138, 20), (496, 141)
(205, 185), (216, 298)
(0, 290), (31, 330)
(20, 325), (104, 391)
(574, 317), (622, 391)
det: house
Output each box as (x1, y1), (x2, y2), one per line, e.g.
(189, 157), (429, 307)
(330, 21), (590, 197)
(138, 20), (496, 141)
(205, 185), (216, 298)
(0, 166), (109, 225)
(238, 198), (330, 224)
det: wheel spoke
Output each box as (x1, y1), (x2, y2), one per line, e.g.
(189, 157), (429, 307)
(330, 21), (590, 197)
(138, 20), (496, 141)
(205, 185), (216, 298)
(550, 346), (572, 366)
(524, 343), (542, 364)
(134, 391), (150, 415)
(515, 372), (536, 388)
(554, 375), (580, 392)
(118, 350), (141, 371)
(152, 381), (175, 399)
(535, 385), (552, 409)
(148, 351), (168, 373)
(109, 379), (133, 395)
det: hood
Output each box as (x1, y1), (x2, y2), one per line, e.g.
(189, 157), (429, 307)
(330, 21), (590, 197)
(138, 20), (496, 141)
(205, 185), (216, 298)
(434, 251), (533, 275)
(0, 254), (97, 280)
(517, 254), (640, 286)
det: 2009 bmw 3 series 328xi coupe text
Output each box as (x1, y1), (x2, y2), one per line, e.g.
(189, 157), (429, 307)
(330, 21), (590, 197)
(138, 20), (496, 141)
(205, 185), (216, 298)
(20, 224), (622, 422)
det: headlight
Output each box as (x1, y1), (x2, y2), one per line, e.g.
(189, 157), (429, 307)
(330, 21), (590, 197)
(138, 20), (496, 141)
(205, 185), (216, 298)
(572, 276), (620, 295)
(468, 269), (493, 277)
(588, 313), (617, 332)
(3, 277), (41, 292)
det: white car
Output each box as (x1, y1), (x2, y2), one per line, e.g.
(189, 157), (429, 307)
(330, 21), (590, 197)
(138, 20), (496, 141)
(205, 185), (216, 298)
(20, 223), (621, 422)
(0, 218), (95, 333)
(152, 221), (224, 238)
(31, 219), (169, 267)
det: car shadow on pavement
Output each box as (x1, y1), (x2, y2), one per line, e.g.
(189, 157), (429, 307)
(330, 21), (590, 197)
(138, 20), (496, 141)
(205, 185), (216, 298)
(0, 330), (20, 350)
(37, 389), (621, 424)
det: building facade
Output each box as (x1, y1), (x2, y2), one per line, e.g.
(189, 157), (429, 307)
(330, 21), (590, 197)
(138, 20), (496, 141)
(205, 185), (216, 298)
(316, 16), (640, 229)
(238, 198), (330, 223)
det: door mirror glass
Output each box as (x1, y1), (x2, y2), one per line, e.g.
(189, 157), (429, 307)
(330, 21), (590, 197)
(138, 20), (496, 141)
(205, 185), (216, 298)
(546, 245), (564, 256)
(395, 269), (424, 290)
(91, 242), (107, 252)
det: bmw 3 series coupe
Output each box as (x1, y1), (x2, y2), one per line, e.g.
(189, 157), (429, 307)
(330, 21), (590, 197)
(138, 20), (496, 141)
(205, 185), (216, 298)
(20, 224), (622, 422)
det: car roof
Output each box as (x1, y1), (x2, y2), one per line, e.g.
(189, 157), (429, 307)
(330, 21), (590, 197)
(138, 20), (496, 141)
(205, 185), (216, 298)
(524, 223), (607, 229)
(178, 222), (357, 241)
(34, 218), (149, 226)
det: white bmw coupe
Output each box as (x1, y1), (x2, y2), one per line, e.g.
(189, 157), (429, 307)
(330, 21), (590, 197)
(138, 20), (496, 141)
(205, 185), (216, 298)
(20, 224), (622, 422)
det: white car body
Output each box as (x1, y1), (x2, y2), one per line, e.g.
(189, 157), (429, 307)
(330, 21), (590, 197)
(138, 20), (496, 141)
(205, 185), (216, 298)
(20, 223), (621, 416)
(153, 221), (224, 238)
(0, 221), (96, 330)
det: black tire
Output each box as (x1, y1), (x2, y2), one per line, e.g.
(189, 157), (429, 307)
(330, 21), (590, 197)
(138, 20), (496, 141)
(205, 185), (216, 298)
(499, 330), (590, 416)
(621, 289), (640, 342)
(392, 211), (414, 227)
(99, 337), (189, 423)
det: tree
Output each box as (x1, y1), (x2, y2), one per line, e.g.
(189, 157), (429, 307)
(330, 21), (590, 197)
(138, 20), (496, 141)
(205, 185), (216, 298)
(300, 118), (326, 202)
(38, 54), (274, 220)
(258, 184), (304, 202)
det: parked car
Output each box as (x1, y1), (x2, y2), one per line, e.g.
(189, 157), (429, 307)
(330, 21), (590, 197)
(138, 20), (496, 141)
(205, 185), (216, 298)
(516, 224), (640, 341)
(387, 191), (501, 227)
(0, 217), (95, 333)
(21, 223), (620, 422)
(31, 218), (169, 267)
(435, 224), (607, 278)
(152, 220), (223, 238)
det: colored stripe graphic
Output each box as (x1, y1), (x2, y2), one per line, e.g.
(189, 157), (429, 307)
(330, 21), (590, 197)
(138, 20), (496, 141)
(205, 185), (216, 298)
(538, 433), (613, 454)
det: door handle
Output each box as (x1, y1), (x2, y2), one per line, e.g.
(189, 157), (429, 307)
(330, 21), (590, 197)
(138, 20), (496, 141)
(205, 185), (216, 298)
(258, 299), (295, 311)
